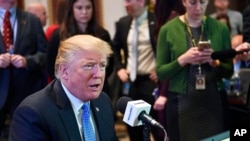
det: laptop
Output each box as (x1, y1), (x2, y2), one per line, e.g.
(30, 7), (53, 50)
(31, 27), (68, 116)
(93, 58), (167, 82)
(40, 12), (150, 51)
(238, 68), (250, 109)
(226, 68), (250, 107)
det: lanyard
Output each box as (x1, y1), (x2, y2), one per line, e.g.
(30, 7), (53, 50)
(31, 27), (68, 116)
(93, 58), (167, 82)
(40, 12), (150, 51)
(184, 14), (206, 47)
(184, 14), (207, 75)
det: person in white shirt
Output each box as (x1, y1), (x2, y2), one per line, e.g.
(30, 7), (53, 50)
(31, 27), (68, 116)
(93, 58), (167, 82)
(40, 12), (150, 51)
(210, 0), (243, 37)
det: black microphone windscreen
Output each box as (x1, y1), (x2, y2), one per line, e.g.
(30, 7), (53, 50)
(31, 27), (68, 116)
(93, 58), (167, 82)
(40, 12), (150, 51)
(211, 49), (237, 60)
(116, 96), (133, 114)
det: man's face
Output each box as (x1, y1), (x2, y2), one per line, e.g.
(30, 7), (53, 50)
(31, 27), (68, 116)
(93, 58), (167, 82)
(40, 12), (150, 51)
(60, 50), (106, 102)
(26, 3), (47, 27)
(38, 6), (47, 27)
(124, 0), (144, 17)
(0, 0), (16, 6)
(214, 0), (229, 11)
(31, 7), (47, 27)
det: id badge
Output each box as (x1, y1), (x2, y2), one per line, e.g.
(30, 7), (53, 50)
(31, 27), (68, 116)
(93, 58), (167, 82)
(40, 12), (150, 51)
(196, 75), (205, 90)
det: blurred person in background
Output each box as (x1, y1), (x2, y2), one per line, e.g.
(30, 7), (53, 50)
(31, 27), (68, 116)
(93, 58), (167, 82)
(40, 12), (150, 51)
(156, 0), (233, 140)
(26, 1), (47, 28)
(215, 13), (231, 32)
(113, 0), (159, 140)
(153, 0), (185, 140)
(0, 0), (47, 137)
(210, 0), (242, 37)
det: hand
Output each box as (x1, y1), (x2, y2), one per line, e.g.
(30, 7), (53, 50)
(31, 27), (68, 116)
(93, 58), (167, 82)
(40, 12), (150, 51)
(153, 96), (167, 111)
(199, 48), (220, 67)
(199, 48), (214, 64)
(149, 70), (158, 83)
(208, 59), (220, 67)
(0, 53), (11, 68)
(10, 54), (27, 68)
(117, 68), (129, 82)
(235, 42), (250, 61)
(178, 47), (204, 66)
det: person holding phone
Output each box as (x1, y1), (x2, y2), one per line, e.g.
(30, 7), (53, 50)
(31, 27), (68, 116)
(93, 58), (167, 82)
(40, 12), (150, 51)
(156, 0), (233, 140)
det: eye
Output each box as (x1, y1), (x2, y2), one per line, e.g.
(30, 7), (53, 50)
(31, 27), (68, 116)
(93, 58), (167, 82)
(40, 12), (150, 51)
(200, 0), (207, 4)
(82, 64), (94, 71)
(98, 63), (106, 71)
(189, 0), (196, 5)
(85, 5), (92, 10)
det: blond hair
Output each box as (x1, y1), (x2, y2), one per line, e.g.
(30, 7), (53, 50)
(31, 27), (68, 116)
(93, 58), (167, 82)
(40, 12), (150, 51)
(54, 35), (113, 78)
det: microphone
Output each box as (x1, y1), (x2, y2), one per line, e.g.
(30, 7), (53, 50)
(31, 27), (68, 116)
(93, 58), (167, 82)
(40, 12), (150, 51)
(211, 48), (250, 60)
(116, 96), (164, 129)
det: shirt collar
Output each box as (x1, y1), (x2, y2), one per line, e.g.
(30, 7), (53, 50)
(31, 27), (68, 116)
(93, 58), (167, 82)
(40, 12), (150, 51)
(134, 10), (148, 25)
(61, 81), (89, 112)
(0, 7), (16, 17)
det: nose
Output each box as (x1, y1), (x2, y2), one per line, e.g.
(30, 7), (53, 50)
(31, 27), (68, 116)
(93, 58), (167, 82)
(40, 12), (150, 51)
(92, 65), (105, 78)
(82, 8), (87, 14)
(195, 2), (202, 10)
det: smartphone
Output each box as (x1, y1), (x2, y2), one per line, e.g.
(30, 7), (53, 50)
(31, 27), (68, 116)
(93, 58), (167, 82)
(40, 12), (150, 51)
(198, 41), (211, 51)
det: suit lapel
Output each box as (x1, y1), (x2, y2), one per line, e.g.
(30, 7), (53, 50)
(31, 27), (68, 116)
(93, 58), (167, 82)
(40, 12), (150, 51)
(59, 109), (82, 141)
(0, 34), (4, 53)
(123, 17), (132, 45)
(14, 9), (27, 52)
(90, 98), (107, 140)
(54, 80), (82, 141)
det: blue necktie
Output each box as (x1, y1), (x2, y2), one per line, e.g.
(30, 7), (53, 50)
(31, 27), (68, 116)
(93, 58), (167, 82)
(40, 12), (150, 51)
(82, 103), (96, 141)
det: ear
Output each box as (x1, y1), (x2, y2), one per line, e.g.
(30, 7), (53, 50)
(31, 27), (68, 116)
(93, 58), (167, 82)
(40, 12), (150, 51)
(59, 65), (69, 80)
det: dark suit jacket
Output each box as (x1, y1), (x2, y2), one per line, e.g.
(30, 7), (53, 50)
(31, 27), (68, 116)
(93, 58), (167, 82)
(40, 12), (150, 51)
(0, 8), (47, 111)
(240, 61), (250, 68)
(9, 80), (118, 141)
(243, 5), (250, 43)
(113, 11), (156, 71)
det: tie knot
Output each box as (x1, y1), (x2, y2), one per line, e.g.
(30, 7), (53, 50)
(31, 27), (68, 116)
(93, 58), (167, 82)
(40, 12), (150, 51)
(4, 11), (11, 19)
(82, 103), (90, 115)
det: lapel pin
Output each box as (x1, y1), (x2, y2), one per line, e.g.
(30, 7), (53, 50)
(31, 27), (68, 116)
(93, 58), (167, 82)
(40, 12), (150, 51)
(95, 107), (100, 112)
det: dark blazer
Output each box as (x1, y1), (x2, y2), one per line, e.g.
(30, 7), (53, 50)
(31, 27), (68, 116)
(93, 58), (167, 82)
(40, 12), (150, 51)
(9, 80), (118, 141)
(242, 5), (250, 69)
(0, 8), (47, 111)
(113, 11), (156, 71)
(243, 5), (250, 43)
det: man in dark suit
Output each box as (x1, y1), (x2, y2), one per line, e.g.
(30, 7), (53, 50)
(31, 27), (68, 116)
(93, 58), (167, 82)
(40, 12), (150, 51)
(113, 0), (159, 140)
(235, 4), (250, 67)
(9, 35), (118, 141)
(0, 0), (47, 136)
(243, 5), (250, 44)
(228, 4), (250, 127)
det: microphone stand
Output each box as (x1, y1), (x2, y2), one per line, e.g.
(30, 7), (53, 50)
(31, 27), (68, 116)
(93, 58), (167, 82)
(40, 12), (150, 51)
(143, 123), (151, 141)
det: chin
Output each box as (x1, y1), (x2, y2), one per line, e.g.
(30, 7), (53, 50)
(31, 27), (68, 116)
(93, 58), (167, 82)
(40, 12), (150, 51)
(92, 91), (101, 98)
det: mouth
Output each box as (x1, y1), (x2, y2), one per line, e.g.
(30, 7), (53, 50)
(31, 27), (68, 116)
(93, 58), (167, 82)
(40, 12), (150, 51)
(89, 84), (101, 90)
